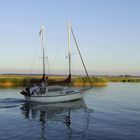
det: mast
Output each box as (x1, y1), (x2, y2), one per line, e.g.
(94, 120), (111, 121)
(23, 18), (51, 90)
(47, 23), (71, 85)
(40, 26), (46, 81)
(70, 26), (91, 85)
(67, 22), (71, 76)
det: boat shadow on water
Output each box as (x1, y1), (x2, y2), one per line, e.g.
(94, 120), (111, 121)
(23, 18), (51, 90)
(20, 99), (93, 139)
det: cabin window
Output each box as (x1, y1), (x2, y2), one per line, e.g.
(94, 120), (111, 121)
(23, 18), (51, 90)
(48, 88), (63, 92)
(65, 91), (74, 93)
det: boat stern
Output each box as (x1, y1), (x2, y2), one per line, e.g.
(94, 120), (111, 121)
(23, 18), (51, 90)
(20, 88), (30, 96)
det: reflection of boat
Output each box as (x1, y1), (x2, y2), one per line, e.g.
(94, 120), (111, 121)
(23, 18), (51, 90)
(21, 99), (86, 120)
(20, 23), (92, 103)
(20, 99), (92, 139)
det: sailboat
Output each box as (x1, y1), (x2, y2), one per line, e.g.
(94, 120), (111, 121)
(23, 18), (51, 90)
(20, 23), (92, 103)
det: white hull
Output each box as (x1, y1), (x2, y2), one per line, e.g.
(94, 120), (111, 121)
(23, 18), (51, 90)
(25, 91), (83, 103)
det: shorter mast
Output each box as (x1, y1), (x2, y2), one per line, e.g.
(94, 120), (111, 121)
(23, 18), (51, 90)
(70, 26), (91, 85)
(67, 22), (71, 77)
(40, 26), (46, 82)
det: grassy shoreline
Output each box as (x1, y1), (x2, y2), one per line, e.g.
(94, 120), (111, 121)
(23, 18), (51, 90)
(0, 74), (140, 88)
(101, 75), (140, 83)
(0, 75), (107, 88)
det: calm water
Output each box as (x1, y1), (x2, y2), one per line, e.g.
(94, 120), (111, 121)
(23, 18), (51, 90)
(0, 83), (140, 140)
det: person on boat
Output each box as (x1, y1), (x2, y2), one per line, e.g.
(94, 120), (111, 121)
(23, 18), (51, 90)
(40, 82), (46, 94)
(30, 84), (40, 95)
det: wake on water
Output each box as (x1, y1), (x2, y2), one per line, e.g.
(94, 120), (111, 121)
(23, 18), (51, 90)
(0, 98), (25, 108)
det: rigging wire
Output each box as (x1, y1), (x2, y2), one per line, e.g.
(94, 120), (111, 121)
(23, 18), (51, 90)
(49, 44), (62, 74)
(29, 44), (39, 75)
(70, 26), (91, 85)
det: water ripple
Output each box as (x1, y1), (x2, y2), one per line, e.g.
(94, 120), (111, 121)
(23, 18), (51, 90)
(0, 98), (25, 109)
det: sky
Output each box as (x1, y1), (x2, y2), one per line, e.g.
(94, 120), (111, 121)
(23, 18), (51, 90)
(0, 0), (140, 75)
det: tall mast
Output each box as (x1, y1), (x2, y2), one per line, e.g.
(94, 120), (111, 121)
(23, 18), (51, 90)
(70, 26), (91, 85)
(40, 26), (46, 80)
(67, 22), (71, 76)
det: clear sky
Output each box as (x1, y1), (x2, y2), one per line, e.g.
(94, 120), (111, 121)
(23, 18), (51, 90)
(0, 0), (140, 75)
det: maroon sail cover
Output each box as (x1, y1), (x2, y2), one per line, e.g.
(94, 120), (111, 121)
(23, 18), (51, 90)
(48, 74), (71, 85)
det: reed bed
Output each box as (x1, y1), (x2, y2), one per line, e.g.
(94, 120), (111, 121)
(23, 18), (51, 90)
(0, 75), (107, 88)
(103, 76), (140, 83)
(1, 75), (139, 88)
